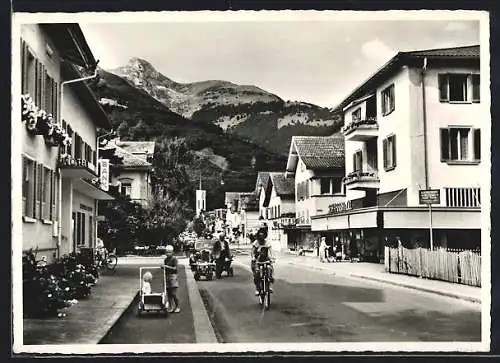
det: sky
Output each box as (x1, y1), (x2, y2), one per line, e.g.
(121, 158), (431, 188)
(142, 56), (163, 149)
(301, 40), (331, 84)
(80, 15), (480, 108)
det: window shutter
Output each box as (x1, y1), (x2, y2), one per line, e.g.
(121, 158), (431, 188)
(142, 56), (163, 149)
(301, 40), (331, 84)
(34, 163), (40, 219)
(474, 129), (481, 160)
(440, 128), (450, 161)
(392, 135), (397, 168)
(53, 81), (59, 122)
(472, 74), (480, 102)
(352, 153), (356, 172)
(390, 85), (395, 112)
(37, 61), (43, 107)
(383, 139), (388, 169)
(359, 152), (363, 172)
(438, 74), (449, 102)
(21, 40), (29, 94)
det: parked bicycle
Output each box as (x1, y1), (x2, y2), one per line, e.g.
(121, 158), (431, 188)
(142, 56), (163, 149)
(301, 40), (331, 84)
(95, 248), (118, 273)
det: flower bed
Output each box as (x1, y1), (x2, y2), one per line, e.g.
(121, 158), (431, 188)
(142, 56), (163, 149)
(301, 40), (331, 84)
(23, 249), (100, 318)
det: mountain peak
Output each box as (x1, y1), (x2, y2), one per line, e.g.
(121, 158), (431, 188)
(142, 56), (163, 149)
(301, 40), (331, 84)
(126, 57), (156, 72)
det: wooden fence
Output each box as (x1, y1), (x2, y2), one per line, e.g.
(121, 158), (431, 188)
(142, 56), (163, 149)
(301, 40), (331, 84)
(384, 247), (481, 287)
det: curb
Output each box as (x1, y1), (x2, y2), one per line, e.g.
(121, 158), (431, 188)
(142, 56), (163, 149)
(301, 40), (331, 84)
(284, 260), (481, 305)
(184, 261), (218, 343)
(97, 290), (139, 344)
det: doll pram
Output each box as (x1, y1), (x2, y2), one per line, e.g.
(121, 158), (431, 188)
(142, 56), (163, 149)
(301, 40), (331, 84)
(137, 267), (168, 317)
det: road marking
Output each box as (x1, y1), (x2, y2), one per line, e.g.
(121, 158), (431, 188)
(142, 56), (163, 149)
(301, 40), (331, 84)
(182, 259), (218, 343)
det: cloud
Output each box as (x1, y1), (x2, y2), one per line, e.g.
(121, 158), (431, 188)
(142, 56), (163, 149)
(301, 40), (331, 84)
(444, 22), (471, 32)
(360, 38), (396, 63)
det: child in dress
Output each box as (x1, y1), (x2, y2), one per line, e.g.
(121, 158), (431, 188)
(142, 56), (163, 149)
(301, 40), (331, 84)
(142, 271), (153, 294)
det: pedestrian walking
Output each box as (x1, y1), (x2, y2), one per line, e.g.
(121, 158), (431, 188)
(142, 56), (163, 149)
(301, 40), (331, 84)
(319, 237), (328, 262)
(162, 245), (180, 313)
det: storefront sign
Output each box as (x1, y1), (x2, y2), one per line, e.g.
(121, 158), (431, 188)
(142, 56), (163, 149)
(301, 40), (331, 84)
(99, 159), (110, 191)
(419, 189), (440, 204)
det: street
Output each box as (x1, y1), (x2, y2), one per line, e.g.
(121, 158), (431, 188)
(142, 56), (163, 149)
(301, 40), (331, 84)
(197, 262), (481, 343)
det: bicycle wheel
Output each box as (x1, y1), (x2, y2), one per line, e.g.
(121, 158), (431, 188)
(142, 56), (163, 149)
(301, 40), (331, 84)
(106, 254), (118, 272)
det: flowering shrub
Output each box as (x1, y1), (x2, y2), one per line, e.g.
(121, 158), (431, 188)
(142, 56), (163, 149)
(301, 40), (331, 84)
(21, 94), (72, 148)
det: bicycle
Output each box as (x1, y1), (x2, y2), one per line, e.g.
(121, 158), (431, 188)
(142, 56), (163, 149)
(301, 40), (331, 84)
(95, 248), (118, 273)
(256, 260), (273, 310)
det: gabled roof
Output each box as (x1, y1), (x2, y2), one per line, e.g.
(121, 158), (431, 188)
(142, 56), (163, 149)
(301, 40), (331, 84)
(255, 171), (271, 193)
(101, 143), (152, 169)
(269, 172), (295, 198)
(286, 134), (345, 174)
(117, 141), (155, 155)
(334, 45), (479, 113)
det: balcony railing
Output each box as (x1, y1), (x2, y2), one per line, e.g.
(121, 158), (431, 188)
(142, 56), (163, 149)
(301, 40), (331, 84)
(343, 170), (379, 185)
(342, 117), (378, 135)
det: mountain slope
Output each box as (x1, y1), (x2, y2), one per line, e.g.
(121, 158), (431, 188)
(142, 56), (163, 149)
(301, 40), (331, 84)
(110, 58), (343, 155)
(90, 69), (287, 208)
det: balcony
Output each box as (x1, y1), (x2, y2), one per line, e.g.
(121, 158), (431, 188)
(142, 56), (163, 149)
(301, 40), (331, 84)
(58, 154), (97, 180)
(72, 178), (115, 200)
(342, 117), (378, 141)
(328, 200), (353, 214)
(343, 170), (380, 191)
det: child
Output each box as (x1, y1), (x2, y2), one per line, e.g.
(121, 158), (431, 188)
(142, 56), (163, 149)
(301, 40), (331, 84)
(142, 271), (153, 294)
(163, 245), (180, 313)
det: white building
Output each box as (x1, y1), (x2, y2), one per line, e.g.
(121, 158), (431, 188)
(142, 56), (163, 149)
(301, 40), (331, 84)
(100, 139), (155, 207)
(20, 24), (114, 262)
(264, 172), (296, 253)
(312, 45), (484, 261)
(285, 135), (346, 250)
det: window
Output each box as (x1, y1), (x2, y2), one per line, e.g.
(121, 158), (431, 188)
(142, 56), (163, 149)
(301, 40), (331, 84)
(320, 178), (330, 194)
(472, 74), (480, 103)
(383, 135), (397, 170)
(352, 108), (361, 121)
(353, 150), (363, 172)
(74, 211), (86, 246)
(440, 127), (480, 162)
(22, 157), (36, 218)
(121, 182), (132, 197)
(381, 84), (395, 116)
(332, 178), (342, 194)
(439, 73), (480, 103)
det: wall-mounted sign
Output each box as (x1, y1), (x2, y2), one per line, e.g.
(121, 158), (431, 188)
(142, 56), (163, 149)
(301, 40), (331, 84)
(99, 159), (110, 191)
(419, 189), (440, 205)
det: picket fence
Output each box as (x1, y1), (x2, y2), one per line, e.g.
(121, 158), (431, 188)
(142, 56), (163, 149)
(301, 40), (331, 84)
(384, 247), (481, 287)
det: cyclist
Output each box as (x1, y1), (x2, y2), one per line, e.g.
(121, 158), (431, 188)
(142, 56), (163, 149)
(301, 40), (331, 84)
(250, 226), (274, 296)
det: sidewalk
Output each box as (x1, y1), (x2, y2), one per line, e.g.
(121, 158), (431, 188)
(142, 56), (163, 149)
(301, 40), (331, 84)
(238, 253), (482, 304)
(23, 264), (139, 345)
(21, 256), (215, 346)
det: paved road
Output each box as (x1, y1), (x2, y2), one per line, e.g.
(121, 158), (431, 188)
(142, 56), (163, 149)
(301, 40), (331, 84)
(197, 262), (481, 343)
(100, 263), (196, 344)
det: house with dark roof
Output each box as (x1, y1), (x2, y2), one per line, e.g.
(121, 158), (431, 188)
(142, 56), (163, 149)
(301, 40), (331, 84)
(100, 139), (155, 206)
(20, 23), (115, 262)
(285, 135), (346, 249)
(312, 45), (483, 261)
(255, 171), (271, 219)
(263, 172), (296, 253)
